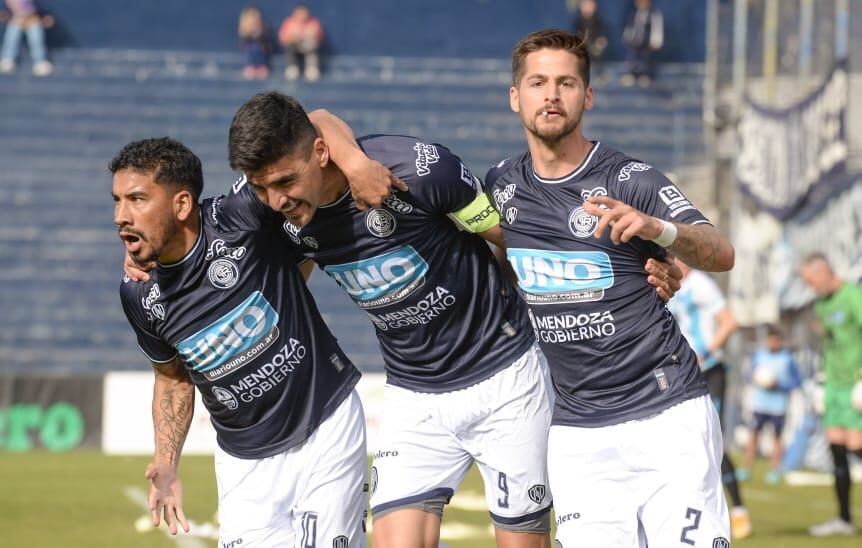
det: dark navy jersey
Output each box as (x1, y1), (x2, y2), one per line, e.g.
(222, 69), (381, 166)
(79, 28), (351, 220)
(485, 142), (710, 427)
(268, 134), (533, 392)
(119, 186), (359, 459)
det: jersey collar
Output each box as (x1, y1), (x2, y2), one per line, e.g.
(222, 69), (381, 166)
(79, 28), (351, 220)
(531, 141), (601, 185)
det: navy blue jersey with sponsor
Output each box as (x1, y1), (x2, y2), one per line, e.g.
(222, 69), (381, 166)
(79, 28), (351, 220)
(485, 142), (709, 427)
(266, 134), (533, 392)
(119, 187), (359, 459)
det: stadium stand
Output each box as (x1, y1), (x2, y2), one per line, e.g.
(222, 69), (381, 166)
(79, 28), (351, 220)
(0, 48), (706, 373)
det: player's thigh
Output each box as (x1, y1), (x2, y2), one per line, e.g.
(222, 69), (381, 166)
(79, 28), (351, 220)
(472, 345), (554, 527)
(370, 385), (473, 519)
(215, 445), (298, 547)
(373, 508), (441, 548)
(294, 390), (369, 548)
(547, 425), (640, 547)
(638, 395), (730, 547)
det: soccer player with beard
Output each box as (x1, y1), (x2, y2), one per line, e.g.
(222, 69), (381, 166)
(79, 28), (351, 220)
(112, 137), (367, 547)
(484, 29), (735, 547)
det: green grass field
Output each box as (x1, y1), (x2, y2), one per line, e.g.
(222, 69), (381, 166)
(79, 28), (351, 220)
(1, 451), (860, 547)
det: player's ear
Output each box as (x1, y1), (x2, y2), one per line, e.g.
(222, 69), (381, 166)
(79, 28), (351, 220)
(509, 86), (520, 114)
(174, 190), (195, 222)
(584, 85), (594, 112)
(313, 137), (329, 169)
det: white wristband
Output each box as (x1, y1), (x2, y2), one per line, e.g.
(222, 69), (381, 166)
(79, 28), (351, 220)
(652, 219), (678, 248)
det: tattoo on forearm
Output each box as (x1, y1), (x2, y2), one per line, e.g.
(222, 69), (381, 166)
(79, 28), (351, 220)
(670, 224), (720, 270)
(154, 360), (193, 467)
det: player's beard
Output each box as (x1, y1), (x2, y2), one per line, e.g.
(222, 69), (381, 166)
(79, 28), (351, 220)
(524, 105), (583, 145)
(129, 217), (180, 268)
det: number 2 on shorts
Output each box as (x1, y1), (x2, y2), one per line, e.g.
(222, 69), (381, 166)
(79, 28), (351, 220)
(680, 507), (702, 545)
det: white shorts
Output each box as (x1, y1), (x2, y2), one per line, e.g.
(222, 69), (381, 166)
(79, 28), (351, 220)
(216, 390), (368, 548)
(549, 394), (730, 547)
(370, 344), (553, 528)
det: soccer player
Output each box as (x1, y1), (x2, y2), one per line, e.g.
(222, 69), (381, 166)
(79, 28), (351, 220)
(483, 29), (735, 546)
(800, 253), (862, 537)
(111, 137), (367, 547)
(223, 91), (684, 548)
(667, 259), (752, 540)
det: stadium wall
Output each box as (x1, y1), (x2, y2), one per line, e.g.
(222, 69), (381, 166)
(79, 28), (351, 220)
(39, 0), (706, 62)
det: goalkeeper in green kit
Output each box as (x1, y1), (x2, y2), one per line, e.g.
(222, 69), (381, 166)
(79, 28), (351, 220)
(800, 253), (862, 537)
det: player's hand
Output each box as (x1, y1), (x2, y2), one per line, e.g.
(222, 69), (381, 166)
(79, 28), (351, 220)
(145, 462), (190, 535)
(583, 195), (664, 245)
(124, 251), (155, 282)
(342, 155), (408, 211)
(645, 255), (682, 302)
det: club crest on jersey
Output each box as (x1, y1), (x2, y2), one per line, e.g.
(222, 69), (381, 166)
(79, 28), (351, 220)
(505, 207), (518, 225)
(528, 484), (546, 504)
(332, 536), (348, 548)
(370, 466), (379, 495)
(568, 207), (597, 238)
(617, 161), (651, 181)
(208, 258), (240, 289)
(282, 220), (302, 245)
(414, 142), (439, 176)
(508, 249), (614, 304)
(212, 386), (238, 410)
(142, 284), (166, 321)
(206, 239), (246, 261)
(302, 236), (319, 249)
(365, 209), (397, 238)
(323, 245), (429, 309)
(367, 312), (389, 331)
(712, 538), (730, 548)
(176, 291), (279, 379)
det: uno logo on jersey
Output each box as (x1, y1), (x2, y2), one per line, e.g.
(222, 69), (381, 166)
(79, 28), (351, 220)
(176, 291), (279, 380)
(507, 249), (614, 304)
(323, 246), (429, 309)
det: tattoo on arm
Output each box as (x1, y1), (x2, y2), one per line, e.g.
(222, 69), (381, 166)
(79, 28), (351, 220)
(152, 358), (194, 469)
(670, 223), (721, 271)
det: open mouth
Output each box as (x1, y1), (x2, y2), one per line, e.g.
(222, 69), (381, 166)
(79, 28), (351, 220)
(120, 232), (143, 253)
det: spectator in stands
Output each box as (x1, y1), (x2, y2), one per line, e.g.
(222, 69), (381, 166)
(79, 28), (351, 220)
(238, 5), (270, 80)
(737, 325), (802, 485)
(279, 4), (323, 82)
(621, 0), (663, 87)
(0, 0), (53, 76)
(572, 0), (607, 83)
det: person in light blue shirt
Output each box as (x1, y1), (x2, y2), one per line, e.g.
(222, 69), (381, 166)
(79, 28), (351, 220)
(740, 325), (802, 484)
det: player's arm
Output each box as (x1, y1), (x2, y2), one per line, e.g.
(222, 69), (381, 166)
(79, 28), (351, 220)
(308, 109), (407, 209)
(147, 356), (193, 535)
(707, 307), (738, 359)
(299, 258), (316, 281)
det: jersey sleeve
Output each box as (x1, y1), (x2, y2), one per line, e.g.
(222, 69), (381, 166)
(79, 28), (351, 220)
(613, 161), (711, 226)
(694, 273), (727, 318)
(357, 135), (481, 215)
(214, 175), (284, 233)
(119, 279), (177, 364)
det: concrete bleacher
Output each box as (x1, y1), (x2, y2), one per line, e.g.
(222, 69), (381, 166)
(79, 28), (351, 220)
(0, 48), (706, 373)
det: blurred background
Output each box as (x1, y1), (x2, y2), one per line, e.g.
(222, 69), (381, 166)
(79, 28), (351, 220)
(0, 0), (860, 546)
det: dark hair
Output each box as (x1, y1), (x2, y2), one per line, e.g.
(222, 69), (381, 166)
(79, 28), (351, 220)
(108, 137), (203, 200)
(765, 324), (783, 338)
(228, 91), (317, 174)
(512, 29), (591, 86)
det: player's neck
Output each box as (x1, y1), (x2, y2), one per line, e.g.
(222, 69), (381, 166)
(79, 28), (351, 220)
(527, 129), (593, 180)
(320, 164), (349, 206)
(158, 208), (201, 265)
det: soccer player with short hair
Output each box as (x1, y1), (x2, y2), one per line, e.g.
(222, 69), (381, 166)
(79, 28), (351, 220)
(800, 253), (862, 537)
(223, 91), (683, 548)
(112, 137), (367, 547)
(483, 29), (735, 546)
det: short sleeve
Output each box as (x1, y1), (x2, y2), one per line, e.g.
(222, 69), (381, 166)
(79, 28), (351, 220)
(693, 273), (726, 317)
(119, 279), (177, 363)
(213, 175), (283, 232)
(613, 161), (711, 226)
(358, 135), (479, 214)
